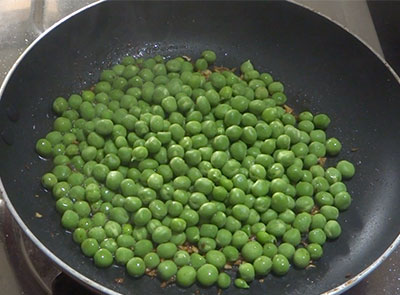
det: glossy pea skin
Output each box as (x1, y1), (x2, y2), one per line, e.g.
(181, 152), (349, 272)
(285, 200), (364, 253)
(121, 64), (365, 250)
(42, 173), (58, 189)
(308, 228), (327, 245)
(205, 250), (226, 269)
(336, 160), (355, 179)
(241, 241), (263, 262)
(239, 263), (255, 282)
(307, 243), (324, 260)
(81, 238), (99, 257)
(134, 239), (153, 258)
(217, 272), (231, 289)
(177, 266), (197, 287)
(293, 248), (310, 269)
(94, 248), (113, 268)
(324, 220), (342, 239)
(254, 255), (272, 276)
(197, 264), (219, 286)
(283, 228), (301, 246)
(334, 191), (352, 211)
(115, 247), (134, 265)
(157, 242), (177, 259)
(127, 257), (146, 277)
(313, 113), (331, 129)
(61, 210), (79, 230)
(272, 254), (290, 275)
(72, 228), (87, 244)
(223, 246), (240, 262)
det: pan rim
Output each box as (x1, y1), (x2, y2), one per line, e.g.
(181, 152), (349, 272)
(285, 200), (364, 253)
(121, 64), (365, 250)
(0, 0), (399, 294)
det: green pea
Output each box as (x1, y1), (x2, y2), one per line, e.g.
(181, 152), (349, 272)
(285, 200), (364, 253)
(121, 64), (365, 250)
(198, 237), (217, 253)
(254, 255), (272, 276)
(282, 228), (301, 246)
(111, 247), (133, 266)
(325, 137), (342, 156)
(72, 228), (87, 244)
(205, 250), (226, 269)
(336, 160), (355, 179)
(126, 257), (146, 277)
(61, 210), (79, 230)
(278, 242), (295, 260)
(313, 113), (331, 129)
(320, 205), (339, 220)
(241, 241), (263, 262)
(272, 254), (290, 275)
(293, 212), (312, 233)
(311, 213), (327, 230)
(176, 265), (197, 287)
(307, 243), (324, 260)
(151, 225), (171, 244)
(234, 278), (249, 289)
(308, 228), (327, 245)
(197, 264), (218, 286)
(94, 248), (113, 268)
(263, 243), (278, 258)
(324, 220), (342, 239)
(81, 238), (99, 257)
(157, 260), (178, 280)
(293, 248), (310, 269)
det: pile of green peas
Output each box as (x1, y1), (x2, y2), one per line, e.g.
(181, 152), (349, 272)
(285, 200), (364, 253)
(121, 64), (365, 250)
(36, 50), (355, 289)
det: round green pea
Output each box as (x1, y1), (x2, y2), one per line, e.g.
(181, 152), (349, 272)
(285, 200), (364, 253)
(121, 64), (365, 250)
(197, 264), (218, 286)
(177, 265), (197, 287)
(127, 257), (146, 277)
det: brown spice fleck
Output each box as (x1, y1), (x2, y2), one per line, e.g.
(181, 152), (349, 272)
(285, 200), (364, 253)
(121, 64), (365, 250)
(345, 273), (352, 279)
(259, 279), (264, 283)
(233, 259), (243, 265)
(115, 278), (124, 284)
(213, 66), (235, 73)
(201, 69), (212, 79)
(311, 205), (320, 215)
(34, 194), (39, 198)
(160, 281), (168, 288)
(35, 212), (43, 218)
(301, 240), (309, 247)
(160, 276), (176, 288)
(224, 264), (233, 270)
(318, 157), (327, 166)
(182, 55), (191, 61)
(283, 104), (294, 114)
(179, 243), (199, 254)
(146, 268), (157, 277)
(217, 289), (222, 295)
(351, 148), (359, 152)
(306, 264), (316, 270)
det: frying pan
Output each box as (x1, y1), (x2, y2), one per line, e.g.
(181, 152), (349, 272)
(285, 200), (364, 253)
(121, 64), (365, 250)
(0, 1), (399, 294)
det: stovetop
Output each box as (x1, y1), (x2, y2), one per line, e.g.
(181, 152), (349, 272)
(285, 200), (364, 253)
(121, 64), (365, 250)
(0, 1), (398, 294)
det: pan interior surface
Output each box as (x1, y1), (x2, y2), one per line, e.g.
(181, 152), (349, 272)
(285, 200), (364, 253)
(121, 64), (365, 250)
(0, 1), (399, 294)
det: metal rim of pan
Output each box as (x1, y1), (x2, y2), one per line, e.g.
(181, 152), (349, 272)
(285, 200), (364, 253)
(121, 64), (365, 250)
(0, 1), (399, 294)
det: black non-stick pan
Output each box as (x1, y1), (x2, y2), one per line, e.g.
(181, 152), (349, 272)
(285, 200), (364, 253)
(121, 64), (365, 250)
(0, 1), (399, 294)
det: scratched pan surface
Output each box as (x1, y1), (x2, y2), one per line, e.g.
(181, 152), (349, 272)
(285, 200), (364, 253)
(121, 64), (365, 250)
(0, 1), (399, 295)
